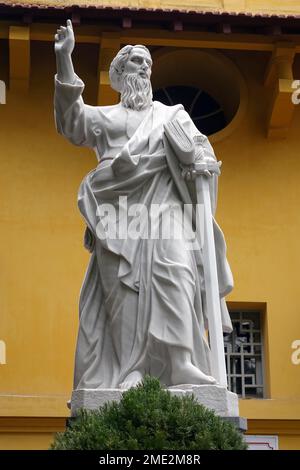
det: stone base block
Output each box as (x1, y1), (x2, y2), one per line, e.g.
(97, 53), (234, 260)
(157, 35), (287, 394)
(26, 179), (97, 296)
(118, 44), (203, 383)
(71, 384), (239, 418)
(168, 384), (239, 417)
(221, 416), (248, 432)
(71, 389), (123, 417)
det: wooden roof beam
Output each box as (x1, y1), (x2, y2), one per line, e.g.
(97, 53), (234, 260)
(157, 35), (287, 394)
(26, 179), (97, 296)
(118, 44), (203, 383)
(71, 12), (81, 26)
(172, 20), (183, 32)
(216, 23), (232, 34)
(97, 32), (120, 106)
(264, 42), (296, 139)
(122, 17), (132, 29)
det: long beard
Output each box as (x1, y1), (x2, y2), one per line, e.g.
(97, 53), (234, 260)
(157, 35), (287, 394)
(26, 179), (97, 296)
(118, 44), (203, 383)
(121, 73), (153, 110)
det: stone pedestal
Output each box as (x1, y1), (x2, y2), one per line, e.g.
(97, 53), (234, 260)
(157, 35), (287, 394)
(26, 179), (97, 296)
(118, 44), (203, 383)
(71, 384), (239, 419)
(70, 388), (123, 417)
(168, 384), (239, 418)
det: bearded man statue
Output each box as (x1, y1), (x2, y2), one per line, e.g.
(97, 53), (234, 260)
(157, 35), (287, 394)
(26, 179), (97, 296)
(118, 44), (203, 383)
(54, 20), (234, 392)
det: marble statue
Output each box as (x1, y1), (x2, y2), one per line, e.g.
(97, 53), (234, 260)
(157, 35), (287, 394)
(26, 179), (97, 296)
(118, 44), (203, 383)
(54, 20), (234, 391)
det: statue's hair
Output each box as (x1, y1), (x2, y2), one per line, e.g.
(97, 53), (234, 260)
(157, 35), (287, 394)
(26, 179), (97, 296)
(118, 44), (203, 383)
(109, 44), (152, 93)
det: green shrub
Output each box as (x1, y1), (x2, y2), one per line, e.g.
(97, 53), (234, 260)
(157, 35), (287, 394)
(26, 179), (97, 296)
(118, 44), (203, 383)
(51, 376), (247, 450)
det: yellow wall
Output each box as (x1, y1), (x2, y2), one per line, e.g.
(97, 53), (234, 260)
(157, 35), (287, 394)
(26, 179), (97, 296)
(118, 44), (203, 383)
(0, 42), (99, 400)
(0, 32), (300, 448)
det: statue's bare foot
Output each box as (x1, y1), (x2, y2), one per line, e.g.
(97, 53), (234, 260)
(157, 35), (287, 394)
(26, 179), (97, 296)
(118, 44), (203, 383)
(119, 370), (143, 389)
(171, 362), (217, 386)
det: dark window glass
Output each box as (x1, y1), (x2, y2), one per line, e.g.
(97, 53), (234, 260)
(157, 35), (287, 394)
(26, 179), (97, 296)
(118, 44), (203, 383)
(153, 85), (227, 136)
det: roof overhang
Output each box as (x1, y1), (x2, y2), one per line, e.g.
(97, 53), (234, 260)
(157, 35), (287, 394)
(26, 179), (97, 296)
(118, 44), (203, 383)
(0, 2), (300, 33)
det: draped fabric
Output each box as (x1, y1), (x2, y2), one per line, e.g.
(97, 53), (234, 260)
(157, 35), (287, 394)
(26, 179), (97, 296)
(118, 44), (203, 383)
(54, 75), (234, 389)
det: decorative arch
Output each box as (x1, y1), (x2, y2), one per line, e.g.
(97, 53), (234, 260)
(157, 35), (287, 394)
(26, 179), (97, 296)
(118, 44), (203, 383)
(151, 47), (248, 143)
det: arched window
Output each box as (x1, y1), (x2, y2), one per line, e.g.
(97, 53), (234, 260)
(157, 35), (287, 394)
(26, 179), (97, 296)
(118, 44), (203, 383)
(153, 85), (226, 136)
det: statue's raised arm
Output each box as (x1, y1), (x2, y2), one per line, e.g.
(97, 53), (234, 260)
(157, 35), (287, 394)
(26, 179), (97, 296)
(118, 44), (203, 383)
(55, 19), (76, 84)
(54, 19), (100, 148)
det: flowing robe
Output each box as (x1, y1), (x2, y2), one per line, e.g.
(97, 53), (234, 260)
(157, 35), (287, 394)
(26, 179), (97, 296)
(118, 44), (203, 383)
(54, 75), (234, 389)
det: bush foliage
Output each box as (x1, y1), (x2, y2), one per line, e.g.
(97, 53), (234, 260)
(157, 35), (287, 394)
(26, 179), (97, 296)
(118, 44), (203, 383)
(51, 376), (247, 450)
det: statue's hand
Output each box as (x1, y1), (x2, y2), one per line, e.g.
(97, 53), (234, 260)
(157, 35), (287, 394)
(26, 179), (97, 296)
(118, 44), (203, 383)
(181, 164), (197, 181)
(181, 160), (222, 181)
(195, 160), (222, 177)
(54, 19), (75, 55)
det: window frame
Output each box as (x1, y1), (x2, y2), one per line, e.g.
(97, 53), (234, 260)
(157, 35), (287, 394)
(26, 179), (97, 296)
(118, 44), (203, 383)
(224, 307), (267, 399)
